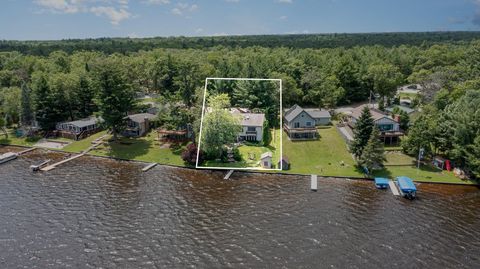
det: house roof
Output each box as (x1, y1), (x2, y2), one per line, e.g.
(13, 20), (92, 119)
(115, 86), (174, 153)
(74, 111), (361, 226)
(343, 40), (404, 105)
(62, 117), (100, 128)
(284, 104), (331, 122)
(126, 113), (157, 123)
(260, 152), (272, 159)
(304, 108), (331, 119)
(351, 104), (396, 122)
(238, 113), (265, 127)
(386, 105), (415, 115)
(284, 105), (305, 122)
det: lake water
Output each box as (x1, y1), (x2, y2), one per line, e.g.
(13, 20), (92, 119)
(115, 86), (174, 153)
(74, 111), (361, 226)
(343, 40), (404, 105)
(1, 147), (479, 268)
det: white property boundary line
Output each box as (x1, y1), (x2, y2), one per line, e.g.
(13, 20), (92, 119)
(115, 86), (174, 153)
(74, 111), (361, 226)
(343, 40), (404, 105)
(196, 77), (283, 171)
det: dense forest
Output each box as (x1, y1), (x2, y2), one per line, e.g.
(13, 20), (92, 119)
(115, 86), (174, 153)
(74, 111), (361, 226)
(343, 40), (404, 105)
(0, 32), (480, 177)
(2, 31), (480, 56)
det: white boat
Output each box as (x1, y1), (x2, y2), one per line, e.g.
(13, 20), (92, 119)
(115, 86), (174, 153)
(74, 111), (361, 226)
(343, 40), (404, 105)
(0, 152), (18, 164)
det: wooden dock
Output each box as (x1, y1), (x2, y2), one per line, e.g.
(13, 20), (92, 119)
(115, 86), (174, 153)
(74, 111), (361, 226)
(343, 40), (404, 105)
(18, 147), (36, 155)
(142, 163), (157, 172)
(40, 153), (85, 172)
(388, 180), (400, 196)
(224, 170), (234, 180)
(311, 175), (318, 191)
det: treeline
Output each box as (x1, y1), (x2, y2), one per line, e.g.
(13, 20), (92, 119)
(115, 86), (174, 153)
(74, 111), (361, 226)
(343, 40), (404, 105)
(2, 32), (480, 56)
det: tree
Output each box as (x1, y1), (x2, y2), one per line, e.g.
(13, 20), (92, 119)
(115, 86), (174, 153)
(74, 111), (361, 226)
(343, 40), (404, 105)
(401, 110), (437, 157)
(0, 116), (7, 138)
(201, 94), (241, 159)
(350, 106), (374, 158)
(94, 61), (135, 140)
(398, 110), (410, 131)
(262, 119), (271, 146)
(20, 82), (34, 126)
(359, 127), (386, 170)
(33, 74), (60, 131)
(367, 64), (403, 106)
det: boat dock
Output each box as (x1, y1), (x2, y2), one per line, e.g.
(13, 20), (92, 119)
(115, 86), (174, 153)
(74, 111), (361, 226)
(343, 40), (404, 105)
(224, 170), (234, 180)
(142, 163), (157, 172)
(388, 180), (400, 196)
(30, 159), (51, 171)
(40, 153), (85, 171)
(311, 175), (317, 191)
(18, 147), (36, 155)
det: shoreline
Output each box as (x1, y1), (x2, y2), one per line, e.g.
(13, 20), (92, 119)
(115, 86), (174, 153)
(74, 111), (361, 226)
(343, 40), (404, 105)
(2, 144), (478, 187)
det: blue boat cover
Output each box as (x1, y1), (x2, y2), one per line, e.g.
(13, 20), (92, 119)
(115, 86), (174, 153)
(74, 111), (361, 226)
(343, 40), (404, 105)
(396, 176), (416, 192)
(374, 177), (389, 185)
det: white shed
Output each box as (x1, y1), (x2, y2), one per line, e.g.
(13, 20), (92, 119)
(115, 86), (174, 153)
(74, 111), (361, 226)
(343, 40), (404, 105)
(260, 152), (273, 169)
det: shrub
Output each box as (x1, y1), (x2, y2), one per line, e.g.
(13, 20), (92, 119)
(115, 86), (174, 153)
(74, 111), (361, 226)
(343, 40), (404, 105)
(181, 143), (204, 165)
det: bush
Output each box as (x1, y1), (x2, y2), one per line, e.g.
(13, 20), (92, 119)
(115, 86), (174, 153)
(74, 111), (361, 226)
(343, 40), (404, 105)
(181, 143), (204, 165)
(233, 147), (242, 161)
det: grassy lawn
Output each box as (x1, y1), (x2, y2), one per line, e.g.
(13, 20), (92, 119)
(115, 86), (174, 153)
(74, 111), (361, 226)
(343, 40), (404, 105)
(89, 131), (187, 166)
(0, 133), (41, 147)
(202, 128), (281, 169)
(62, 131), (109, 153)
(283, 126), (364, 177)
(398, 92), (418, 99)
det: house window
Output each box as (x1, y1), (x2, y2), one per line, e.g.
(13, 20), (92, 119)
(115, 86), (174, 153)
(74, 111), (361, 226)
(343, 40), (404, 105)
(294, 122), (300, 128)
(264, 161), (269, 167)
(306, 121), (312, 127)
(247, 127), (256, 132)
(378, 124), (393, 131)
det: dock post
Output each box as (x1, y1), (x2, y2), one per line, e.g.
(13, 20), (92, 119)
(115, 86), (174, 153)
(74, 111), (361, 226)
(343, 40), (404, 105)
(311, 175), (317, 191)
(224, 170), (234, 180)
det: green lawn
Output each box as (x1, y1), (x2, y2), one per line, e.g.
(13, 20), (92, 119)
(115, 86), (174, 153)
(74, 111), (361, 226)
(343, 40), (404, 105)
(0, 133), (41, 147)
(282, 126), (476, 185)
(89, 131), (187, 166)
(201, 128), (281, 169)
(62, 131), (108, 152)
(283, 126), (363, 177)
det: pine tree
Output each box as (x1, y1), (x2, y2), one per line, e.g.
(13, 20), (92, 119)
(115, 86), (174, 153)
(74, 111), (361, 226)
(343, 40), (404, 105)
(20, 82), (34, 126)
(350, 106), (374, 158)
(94, 61), (135, 140)
(359, 126), (386, 170)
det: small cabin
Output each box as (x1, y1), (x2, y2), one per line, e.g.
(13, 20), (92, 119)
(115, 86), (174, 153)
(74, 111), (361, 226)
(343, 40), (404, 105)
(123, 113), (157, 137)
(260, 152), (272, 169)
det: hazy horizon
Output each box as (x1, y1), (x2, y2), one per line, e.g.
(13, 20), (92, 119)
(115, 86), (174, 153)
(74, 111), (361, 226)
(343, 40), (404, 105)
(1, 0), (480, 40)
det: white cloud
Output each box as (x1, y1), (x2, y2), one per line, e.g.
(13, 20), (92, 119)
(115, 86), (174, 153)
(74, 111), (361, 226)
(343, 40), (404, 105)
(143, 0), (170, 4)
(279, 15), (287, 20)
(171, 2), (198, 16)
(34, 0), (132, 25)
(195, 28), (204, 33)
(90, 6), (131, 25)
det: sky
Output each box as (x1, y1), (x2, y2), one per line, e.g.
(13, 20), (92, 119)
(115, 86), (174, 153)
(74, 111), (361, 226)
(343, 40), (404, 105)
(0, 0), (480, 40)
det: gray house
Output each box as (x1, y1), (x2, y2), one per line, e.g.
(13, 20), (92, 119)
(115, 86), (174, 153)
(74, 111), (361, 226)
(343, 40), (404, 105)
(56, 116), (102, 140)
(283, 104), (331, 140)
(231, 108), (265, 142)
(123, 113), (157, 137)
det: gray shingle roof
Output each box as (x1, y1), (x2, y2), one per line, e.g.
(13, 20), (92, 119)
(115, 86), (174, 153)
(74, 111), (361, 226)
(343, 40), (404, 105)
(65, 117), (100, 128)
(284, 104), (331, 122)
(304, 108), (331, 119)
(260, 152), (272, 159)
(284, 105), (304, 122)
(238, 113), (265, 127)
(127, 113), (157, 123)
(351, 104), (395, 122)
